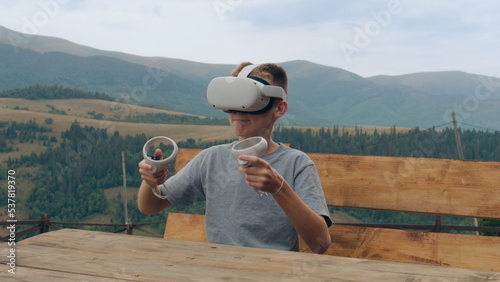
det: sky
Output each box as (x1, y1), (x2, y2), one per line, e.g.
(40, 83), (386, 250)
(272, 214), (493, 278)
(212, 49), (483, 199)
(0, 0), (499, 78)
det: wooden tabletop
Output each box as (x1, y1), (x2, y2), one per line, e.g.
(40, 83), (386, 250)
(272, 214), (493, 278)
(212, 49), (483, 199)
(1, 229), (499, 281)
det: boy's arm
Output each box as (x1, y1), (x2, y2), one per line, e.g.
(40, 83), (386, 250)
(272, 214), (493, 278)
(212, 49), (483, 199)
(238, 155), (331, 254)
(137, 179), (172, 214)
(271, 181), (331, 254)
(137, 149), (172, 214)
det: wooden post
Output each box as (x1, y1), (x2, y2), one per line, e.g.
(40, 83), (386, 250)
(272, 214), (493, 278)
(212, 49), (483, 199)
(452, 112), (464, 160)
(126, 218), (133, 235)
(433, 215), (441, 233)
(122, 151), (128, 224)
(452, 112), (479, 235)
(41, 213), (50, 233)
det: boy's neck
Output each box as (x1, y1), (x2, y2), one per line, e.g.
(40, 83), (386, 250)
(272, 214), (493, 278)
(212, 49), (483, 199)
(264, 139), (280, 154)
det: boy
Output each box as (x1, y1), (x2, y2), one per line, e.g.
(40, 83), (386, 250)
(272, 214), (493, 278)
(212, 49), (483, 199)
(138, 62), (332, 253)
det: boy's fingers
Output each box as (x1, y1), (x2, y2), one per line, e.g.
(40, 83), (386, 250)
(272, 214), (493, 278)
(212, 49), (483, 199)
(239, 155), (265, 167)
(154, 148), (163, 160)
(138, 160), (152, 171)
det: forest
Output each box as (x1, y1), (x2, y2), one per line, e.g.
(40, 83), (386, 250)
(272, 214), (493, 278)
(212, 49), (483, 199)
(120, 112), (229, 126)
(0, 83), (115, 101)
(273, 124), (500, 161)
(2, 119), (500, 237)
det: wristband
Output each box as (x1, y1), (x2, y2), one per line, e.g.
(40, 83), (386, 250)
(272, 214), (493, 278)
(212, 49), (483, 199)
(148, 183), (168, 200)
(271, 176), (285, 196)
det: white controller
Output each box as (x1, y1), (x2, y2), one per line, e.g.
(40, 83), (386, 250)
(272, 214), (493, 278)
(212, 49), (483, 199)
(231, 136), (269, 197)
(143, 136), (178, 173)
(231, 136), (268, 167)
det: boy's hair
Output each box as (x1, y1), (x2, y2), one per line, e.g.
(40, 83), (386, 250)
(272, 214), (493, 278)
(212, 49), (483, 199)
(231, 62), (288, 93)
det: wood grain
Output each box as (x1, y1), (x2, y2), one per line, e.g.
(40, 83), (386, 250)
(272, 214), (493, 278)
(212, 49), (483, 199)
(309, 153), (500, 219)
(1, 229), (498, 281)
(299, 224), (500, 272)
(164, 212), (207, 242)
(174, 148), (203, 175)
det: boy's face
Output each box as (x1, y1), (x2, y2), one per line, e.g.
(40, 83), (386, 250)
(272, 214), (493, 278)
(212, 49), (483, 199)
(228, 108), (276, 140)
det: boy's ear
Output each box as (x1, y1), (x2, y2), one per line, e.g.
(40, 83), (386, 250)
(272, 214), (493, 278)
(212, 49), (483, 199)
(274, 100), (288, 118)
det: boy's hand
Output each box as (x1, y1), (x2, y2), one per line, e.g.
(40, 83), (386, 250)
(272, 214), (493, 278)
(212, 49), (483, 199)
(138, 149), (168, 187)
(238, 155), (283, 194)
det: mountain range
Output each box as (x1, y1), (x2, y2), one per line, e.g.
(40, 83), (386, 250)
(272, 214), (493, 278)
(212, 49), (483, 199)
(1, 25), (499, 129)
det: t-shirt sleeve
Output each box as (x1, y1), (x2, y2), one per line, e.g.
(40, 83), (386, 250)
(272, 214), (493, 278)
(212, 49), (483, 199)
(163, 151), (207, 211)
(294, 161), (333, 228)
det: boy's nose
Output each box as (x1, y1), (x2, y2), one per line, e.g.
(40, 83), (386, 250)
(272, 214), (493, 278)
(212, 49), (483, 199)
(229, 111), (246, 116)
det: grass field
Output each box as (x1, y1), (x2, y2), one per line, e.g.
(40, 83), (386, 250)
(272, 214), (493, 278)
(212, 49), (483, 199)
(0, 98), (411, 138)
(0, 98), (201, 119)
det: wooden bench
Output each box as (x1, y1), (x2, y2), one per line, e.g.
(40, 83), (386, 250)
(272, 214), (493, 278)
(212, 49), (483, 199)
(164, 148), (500, 272)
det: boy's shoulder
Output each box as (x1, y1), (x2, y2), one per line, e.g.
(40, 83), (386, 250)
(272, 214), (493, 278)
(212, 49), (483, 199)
(269, 144), (313, 163)
(279, 143), (308, 155)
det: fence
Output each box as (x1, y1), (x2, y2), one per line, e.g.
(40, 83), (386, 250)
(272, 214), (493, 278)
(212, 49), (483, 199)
(0, 213), (167, 241)
(1, 212), (499, 243)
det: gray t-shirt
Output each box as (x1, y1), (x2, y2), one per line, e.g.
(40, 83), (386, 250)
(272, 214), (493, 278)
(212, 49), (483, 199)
(163, 142), (332, 251)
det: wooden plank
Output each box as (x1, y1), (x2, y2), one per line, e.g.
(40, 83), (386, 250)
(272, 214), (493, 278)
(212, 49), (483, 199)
(299, 224), (500, 272)
(174, 148), (202, 174)
(308, 153), (500, 219)
(2, 229), (498, 281)
(164, 213), (207, 242)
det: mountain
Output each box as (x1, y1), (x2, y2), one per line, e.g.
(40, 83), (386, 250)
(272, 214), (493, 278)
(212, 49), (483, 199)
(0, 25), (235, 86)
(1, 25), (500, 128)
(367, 71), (497, 98)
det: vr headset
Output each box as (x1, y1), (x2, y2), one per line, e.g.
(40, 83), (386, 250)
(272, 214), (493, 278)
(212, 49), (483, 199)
(207, 64), (287, 114)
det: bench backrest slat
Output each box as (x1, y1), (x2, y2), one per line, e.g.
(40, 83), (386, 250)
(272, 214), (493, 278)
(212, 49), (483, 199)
(174, 148), (202, 174)
(309, 153), (500, 219)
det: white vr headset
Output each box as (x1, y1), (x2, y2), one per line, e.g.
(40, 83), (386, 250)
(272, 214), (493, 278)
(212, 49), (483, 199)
(207, 64), (287, 114)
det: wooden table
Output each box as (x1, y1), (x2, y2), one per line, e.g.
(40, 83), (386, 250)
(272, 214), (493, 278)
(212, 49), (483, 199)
(1, 229), (499, 281)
